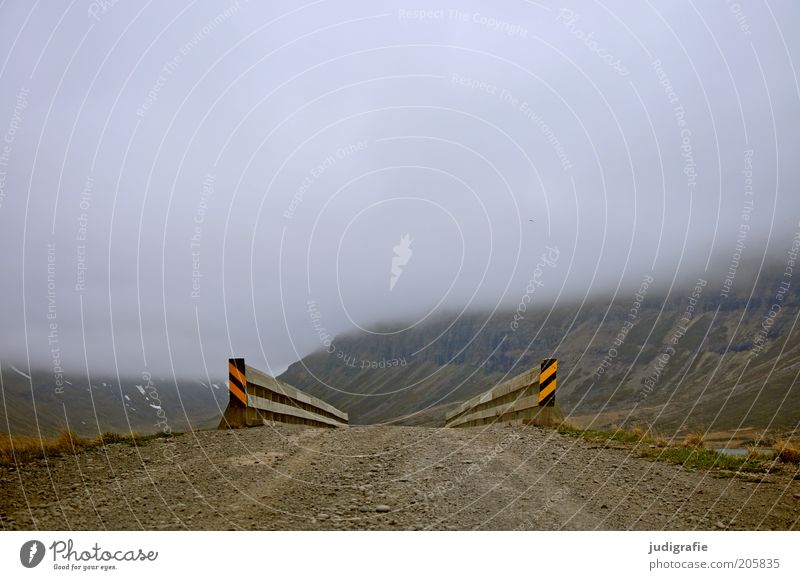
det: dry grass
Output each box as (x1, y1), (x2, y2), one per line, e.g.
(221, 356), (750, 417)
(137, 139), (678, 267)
(772, 439), (800, 464)
(0, 431), (81, 465)
(744, 446), (771, 460)
(682, 432), (705, 449)
(0, 430), (175, 467)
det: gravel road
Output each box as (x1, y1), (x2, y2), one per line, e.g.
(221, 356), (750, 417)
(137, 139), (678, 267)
(1, 425), (798, 530)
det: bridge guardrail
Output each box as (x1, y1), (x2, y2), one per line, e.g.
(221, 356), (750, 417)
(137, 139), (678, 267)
(445, 358), (561, 428)
(219, 358), (349, 429)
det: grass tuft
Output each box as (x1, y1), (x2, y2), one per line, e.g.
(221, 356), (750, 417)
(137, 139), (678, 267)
(682, 432), (705, 449)
(57, 429), (85, 451)
(772, 439), (800, 464)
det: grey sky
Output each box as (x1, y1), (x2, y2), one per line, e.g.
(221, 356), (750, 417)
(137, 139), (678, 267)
(0, 0), (798, 378)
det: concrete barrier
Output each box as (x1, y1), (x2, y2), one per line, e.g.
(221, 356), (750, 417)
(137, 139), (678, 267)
(445, 358), (562, 428)
(218, 358), (348, 429)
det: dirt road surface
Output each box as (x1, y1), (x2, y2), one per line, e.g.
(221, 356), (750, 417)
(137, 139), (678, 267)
(1, 425), (798, 530)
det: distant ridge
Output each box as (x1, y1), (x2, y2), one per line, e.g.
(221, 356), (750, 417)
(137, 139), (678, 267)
(280, 262), (800, 434)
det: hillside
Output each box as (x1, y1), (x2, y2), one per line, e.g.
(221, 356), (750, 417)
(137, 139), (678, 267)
(0, 366), (226, 437)
(280, 263), (800, 435)
(5, 262), (799, 438)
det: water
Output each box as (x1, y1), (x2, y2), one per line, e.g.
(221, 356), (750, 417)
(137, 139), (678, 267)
(714, 447), (773, 457)
(716, 448), (748, 456)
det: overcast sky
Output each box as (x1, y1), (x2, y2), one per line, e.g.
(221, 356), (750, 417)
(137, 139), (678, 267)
(0, 0), (799, 379)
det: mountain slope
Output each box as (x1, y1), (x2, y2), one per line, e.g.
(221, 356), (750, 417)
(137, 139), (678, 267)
(0, 366), (226, 437)
(280, 264), (800, 434)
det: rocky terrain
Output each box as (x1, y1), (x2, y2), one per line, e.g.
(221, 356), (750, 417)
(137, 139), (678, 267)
(1, 425), (798, 530)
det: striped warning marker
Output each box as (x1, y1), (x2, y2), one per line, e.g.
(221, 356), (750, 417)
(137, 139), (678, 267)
(538, 358), (557, 406)
(228, 357), (248, 406)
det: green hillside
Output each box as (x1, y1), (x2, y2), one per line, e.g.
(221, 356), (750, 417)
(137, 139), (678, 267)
(281, 264), (800, 435)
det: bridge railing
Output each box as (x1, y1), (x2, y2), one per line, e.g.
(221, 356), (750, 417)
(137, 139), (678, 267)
(218, 358), (348, 429)
(445, 358), (561, 428)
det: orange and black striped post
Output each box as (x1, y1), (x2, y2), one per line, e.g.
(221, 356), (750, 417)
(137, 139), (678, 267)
(228, 357), (248, 407)
(538, 358), (557, 406)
